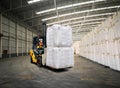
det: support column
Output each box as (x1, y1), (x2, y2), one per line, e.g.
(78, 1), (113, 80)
(9, 20), (11, 58)
(26, 29), (28, 55)
(0, 14), (2, 58)
(16, 24), (18, 56)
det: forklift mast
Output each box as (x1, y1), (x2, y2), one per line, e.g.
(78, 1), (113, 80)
(42, 21), (47, 48)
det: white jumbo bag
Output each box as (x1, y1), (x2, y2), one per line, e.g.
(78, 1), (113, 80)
(46, 47), (54, 67)
(61, 26), (72, 47)
(47, 24), (73, 47)
(52, 24), (61, 47)
(46, 47), (74, 69)
(47, 27), (54, 47)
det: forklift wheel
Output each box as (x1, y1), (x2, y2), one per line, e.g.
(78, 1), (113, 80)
(31, 57), (33, 63)
(37, 57), (42, 67)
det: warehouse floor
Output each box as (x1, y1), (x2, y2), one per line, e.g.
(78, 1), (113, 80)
(0, 55), (120, 88)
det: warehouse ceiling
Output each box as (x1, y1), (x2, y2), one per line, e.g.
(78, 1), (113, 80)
(0, 0), (120, 41)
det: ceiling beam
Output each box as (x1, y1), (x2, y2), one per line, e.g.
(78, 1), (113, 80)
(42, 5), (120, 21)
(22, 4), (116, 22)
(16, 0), (118, 20)
(2, 0), (47, 13)
(3, 0), (29, 13)
(71, 22), (101, 28)
(36, 0), (106, 14)
(72, 27), (94, 31)
(62, 18), (106, 26)
(46, 12), (115, 26)
(29, 20), (101, 28)
(72, 25), (97, 29)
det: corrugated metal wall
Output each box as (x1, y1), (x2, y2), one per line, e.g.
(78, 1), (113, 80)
(1, 16), (36, 58)
(2, 17), (10, 58)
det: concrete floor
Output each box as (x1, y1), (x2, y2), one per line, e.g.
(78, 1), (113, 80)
(0, 55), (120, 88)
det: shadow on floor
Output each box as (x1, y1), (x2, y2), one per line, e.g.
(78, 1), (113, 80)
(35, 64), (70, 73)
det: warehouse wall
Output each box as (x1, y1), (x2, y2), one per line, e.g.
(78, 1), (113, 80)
(0, 15), (37, 58)
(77, 11), (120, 71)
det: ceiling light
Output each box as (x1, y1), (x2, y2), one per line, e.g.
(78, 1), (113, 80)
(72, 25), (97, 29)
(64, 18), (106, 25)
(47, 12), (115, 26)
(72, 27), (95, 30)
(36, 8), (56, 14)
(42, 5), (119, 21)
(71, 22), (101, 27)
(36, 0), (106, 14)
(28, 0), (43, 4)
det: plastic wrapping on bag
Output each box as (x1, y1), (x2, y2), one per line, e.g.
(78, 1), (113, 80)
(46, 47), (74, 69)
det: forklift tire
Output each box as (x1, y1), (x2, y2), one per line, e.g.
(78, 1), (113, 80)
(31, 57), (33, 63)
(37, 57), (42, 67)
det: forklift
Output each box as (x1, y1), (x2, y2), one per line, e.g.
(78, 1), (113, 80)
(29, 37), (44, 66)
(29, 22), (46, 66)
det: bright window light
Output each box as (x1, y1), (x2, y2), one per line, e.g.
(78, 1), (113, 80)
(42, 5), (119, 21)
(36, 0), (106, 14)
(28, 0), (43, 4)
(47, 12), (115, 26)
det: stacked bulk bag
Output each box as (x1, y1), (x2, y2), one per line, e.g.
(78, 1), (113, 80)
(46, 27), (54, 47)
(47, 24), (72, 47)
(78, 11), (120, 71)
(46, 24), (74, 69)
(46, 47), (74, 69)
